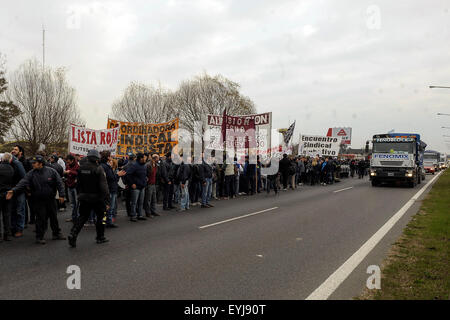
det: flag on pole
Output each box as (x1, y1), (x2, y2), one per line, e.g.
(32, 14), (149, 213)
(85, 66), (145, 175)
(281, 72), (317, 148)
(221, 108), (227, 146)
(284, 121), (296, 145)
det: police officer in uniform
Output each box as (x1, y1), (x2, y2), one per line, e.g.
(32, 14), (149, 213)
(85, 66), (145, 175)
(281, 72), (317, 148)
(68, 150), (110, 248)
(7, 155), (66, 244)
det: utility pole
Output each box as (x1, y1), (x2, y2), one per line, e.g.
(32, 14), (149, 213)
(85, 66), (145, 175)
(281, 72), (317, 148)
(42, 25), (45, 70)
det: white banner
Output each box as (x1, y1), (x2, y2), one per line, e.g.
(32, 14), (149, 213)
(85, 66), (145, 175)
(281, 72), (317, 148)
(298, 134), (342, 157)
(205, 112), (272, 156)
(326, 127), (352, 145)
(69, 124), (119, 156)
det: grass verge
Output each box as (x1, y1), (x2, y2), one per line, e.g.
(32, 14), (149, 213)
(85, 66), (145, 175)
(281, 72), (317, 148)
(358, 169), (450, 300)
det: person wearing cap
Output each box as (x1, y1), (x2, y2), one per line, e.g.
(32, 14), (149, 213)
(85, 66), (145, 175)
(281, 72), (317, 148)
(68, 149), (110, 247)
(6, 155), (66, 244)
(125, 152), (147, 222)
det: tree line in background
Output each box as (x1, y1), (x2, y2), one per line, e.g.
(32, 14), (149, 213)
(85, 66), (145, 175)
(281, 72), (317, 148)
(0, 55), (256, 155)
(111, 73), (256, 135)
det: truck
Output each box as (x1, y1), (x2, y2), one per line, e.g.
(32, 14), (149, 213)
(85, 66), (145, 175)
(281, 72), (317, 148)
(439, 154), (447, 170)
(423, 150), (440, 174)
(370, 133), (426, 187)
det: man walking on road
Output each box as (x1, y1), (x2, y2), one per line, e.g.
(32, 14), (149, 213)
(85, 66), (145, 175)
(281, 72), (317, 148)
(68, 150), (110, 248)
(7, 155), (66, 244)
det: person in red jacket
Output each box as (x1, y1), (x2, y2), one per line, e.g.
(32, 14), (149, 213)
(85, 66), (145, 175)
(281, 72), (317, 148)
(64, 154), (79, 223)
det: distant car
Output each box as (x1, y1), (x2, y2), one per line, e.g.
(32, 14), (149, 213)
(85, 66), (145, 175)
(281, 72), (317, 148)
(424, 165), (436, 174)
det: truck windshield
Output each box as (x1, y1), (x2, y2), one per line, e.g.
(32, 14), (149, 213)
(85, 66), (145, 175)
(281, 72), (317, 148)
(424, 154), (437, 160)
(372, 142), (414, 153)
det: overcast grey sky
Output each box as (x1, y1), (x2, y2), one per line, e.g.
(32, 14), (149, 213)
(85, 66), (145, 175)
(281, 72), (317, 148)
(1, 0), (450, 152)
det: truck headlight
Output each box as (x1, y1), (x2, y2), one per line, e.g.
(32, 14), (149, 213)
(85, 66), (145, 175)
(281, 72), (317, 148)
(370, 170), (376, 176)
(405, 170), (413, 177)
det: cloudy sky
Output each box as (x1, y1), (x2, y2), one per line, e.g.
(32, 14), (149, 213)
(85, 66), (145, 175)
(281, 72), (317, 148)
(1, 0), (450, 152)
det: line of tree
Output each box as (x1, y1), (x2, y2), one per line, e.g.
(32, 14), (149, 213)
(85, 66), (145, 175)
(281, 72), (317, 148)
(112, 73), (257, 135)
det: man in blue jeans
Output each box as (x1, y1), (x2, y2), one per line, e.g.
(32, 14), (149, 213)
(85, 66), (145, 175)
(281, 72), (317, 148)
(125, 153), (147, 222)
(177, 157), (191, 212)
(200, 156), (214, 208)
(64, 154), (79, 223)
(10, 155), (26, 237)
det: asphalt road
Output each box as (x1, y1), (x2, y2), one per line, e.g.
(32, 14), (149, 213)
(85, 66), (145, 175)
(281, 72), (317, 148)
(0, 173), (441, 300)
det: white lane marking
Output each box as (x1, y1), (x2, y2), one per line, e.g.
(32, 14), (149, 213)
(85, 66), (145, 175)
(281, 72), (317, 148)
(198, 207), (278, 229)
(306, 171), (443, 300)
(333, 187), (354, 193)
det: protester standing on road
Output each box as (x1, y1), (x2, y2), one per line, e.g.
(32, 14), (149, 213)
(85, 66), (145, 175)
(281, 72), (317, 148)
(279, 154), (290, 191)
(68, 150), (110, 248)
(125, 152), (147, 222)
(64, 154), (79, 223)
(200, 155), (213, 208)
(100, 151), (126, 227)
(177, 155), (191, 212)
(0, 153), (14, 242)
(161, 152), (175, 211)
(7, 155), (66, 244)
(144, 154), (161, 217)
(9, 152), (26, 238)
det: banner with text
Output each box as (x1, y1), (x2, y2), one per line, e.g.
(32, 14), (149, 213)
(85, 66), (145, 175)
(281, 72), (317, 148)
(205, 112), (272, 156)
(107, 118), (179, 157)
(69, 124), (119, 156)
(298, 134), (342, 157)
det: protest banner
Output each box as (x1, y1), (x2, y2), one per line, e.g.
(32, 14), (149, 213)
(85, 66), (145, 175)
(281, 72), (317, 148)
(107, 118), (179, 157)
(298, 134), (342, 157)
(69, 124), (119, 156)
(326, 127), (352, 145)
(205, 112), (272, 156)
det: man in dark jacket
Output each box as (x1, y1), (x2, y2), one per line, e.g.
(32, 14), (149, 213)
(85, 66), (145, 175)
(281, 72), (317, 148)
(122, 153), (136, 217)
(160, 152), (175, 211)
(176, 155), (191, 211)
(11, 145), (32, 173)
(68, 150), (110, 247)
(279, 154), (291, 190)
(125, 152), (147, 221)
(49, 155), (64, 177)
(0, 153), (15, 242)
(100, 151), (125, 227)
(9, 154), (26, 238)
(199, 155), (213, 208)
(7, 155), (66, 244)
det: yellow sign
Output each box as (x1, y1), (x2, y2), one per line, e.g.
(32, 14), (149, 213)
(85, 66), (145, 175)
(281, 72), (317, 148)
(107, 118), (179, 157)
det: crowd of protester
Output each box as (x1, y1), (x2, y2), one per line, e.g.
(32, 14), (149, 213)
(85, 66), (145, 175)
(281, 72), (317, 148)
(0, 145), (369, 245)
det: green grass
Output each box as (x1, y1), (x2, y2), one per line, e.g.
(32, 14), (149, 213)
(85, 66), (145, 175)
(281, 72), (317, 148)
(359, 169), (450, 300)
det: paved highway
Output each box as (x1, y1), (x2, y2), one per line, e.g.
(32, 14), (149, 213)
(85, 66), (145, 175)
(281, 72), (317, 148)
(0, 174), (441, 299)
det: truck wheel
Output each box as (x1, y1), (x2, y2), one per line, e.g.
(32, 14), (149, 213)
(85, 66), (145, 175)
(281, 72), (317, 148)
(371, 180), (379, 187)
